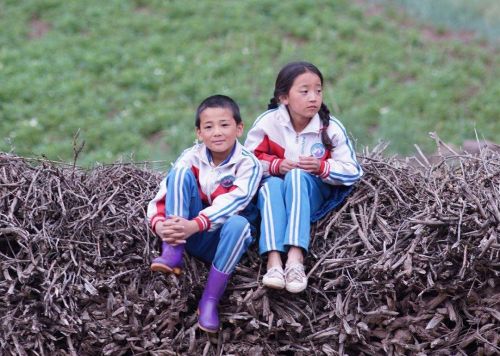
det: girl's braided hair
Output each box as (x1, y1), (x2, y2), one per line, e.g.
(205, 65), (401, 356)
(268, 61), (334, 151)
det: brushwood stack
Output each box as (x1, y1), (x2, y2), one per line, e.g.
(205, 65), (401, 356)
(1, 146), (499, 355)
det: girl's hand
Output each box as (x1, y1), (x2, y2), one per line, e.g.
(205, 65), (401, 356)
(298, 156), (321, 174)
(279, 159), (299, 175)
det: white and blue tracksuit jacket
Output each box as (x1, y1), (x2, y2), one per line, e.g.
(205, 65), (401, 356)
(244, 104), (362, 184)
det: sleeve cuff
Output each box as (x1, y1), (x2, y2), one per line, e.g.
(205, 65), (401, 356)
(319, 161), (330, 179)
(193, 214), (211, 232)
(151, 216), (166, 234)
(270, 158), (283, 176)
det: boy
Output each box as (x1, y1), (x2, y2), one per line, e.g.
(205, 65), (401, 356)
(147, 95), (262, 332)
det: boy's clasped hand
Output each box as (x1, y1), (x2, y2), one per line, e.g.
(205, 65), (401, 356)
(155, 217), (198, 246)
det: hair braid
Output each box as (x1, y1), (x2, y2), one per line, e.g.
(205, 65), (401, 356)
(318, 103), (334, 151)
(268, 97), (279, 110)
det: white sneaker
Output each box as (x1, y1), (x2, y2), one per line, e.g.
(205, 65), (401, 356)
(262, 266), (285, 289)
(285, 263), (307, 293)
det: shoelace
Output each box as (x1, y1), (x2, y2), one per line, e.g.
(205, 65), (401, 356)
(266, 267), (284, 278)
(286, 265), (305, 283)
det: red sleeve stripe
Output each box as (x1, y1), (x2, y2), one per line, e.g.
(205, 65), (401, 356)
(154, 199), (165, 222)
(270, 159), (283, 176)
(319, 161), (330, 179)
(254, 135), (286, 162)
(210, 184), (238, 201)
(193, 214), (211, 231)
(151, 216), (166, 232)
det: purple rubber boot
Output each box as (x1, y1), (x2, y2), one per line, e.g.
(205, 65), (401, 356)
(198, 265), (230, 333)
(150, 242), (184, 275)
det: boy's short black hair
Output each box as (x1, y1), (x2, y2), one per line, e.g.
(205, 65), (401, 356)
(195, 95), (242, 128)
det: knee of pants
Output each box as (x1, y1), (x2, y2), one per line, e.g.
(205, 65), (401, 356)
(284, 168), (310, 190)
(258, 177), (284, 201)
(222, 215), (250, 234)
(168, 166), (196, 184)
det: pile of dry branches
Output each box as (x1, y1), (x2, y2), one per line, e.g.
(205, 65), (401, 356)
(1, 144), (499, 355)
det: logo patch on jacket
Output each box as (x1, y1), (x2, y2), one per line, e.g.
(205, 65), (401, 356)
(220, 175), (235, 188)
(311, 143), (326, 158)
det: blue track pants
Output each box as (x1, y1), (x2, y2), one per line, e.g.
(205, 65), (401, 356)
(258, 168), (340, 255)
(164, 167), (254, 274)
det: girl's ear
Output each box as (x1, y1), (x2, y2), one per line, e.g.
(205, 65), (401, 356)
(278, 94), (289, 105)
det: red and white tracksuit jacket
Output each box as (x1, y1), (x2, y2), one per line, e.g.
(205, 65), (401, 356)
(244, 104), (363, 185)
(147, 141), (262, 233)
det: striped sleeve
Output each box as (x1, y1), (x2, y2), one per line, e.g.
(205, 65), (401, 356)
(146, 176), (167, 233)
(319, 118), (363, 186)
(244, 113), (284, 177)
(146, 146), (198, 234)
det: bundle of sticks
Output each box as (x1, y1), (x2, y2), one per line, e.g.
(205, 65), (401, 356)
(1, 143), (498, 355)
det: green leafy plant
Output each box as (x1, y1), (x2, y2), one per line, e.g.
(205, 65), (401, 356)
(1, 0), (498, 166)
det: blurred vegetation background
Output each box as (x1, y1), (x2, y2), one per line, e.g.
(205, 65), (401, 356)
(1, 0), (498, 168)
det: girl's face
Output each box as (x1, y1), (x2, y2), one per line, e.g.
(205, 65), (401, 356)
(279, 71), (323, 124)
(196, 107), (243, 164)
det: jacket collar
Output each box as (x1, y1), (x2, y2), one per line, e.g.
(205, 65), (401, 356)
(198, 141), (241, 166)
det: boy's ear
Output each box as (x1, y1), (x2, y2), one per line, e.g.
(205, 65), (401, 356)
(195, 128), (203, 142)
(236, 122), (244, 138)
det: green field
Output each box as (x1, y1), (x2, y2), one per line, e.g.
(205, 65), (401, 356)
(378, 0), (500, 43)
(1, 0), (498, 167)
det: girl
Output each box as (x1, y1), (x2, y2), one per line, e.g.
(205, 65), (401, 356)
(147, 95), (262, 332)
(245, 61), (362, 293)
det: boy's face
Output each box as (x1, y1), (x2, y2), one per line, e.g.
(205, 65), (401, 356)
(196, 107), (243, 163)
